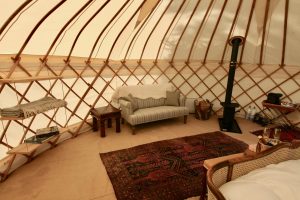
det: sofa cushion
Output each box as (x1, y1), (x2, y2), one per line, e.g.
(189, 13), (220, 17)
(119, 93), (138, 112)
(134, 97), (165, 109)
(165, 90), (180, 106)
(126, 106), (189, 125)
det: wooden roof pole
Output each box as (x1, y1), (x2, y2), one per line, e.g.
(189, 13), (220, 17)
(239, 0), (257, 63)
(150, 1), (187, 86)
(120, 0), (162, 86)
(87, 0), (130, 62)
(58, 3), (139, 125)
(168, 0), (202, 93)
(13, 0), (66, 61)
(42, 0), (94, 61)
(259, 0), (270, 65)
(0, 0), (33, 35)
(73, 0), (147, 135)
(64, 1), (136, 126)
(220, 0), (243, 64)
(138, 0), (173, 62)
(186, 0), (215, 62)
(170, 0), (202, 62)
(123, 0), (161, 60)
(281, 0), (289, 67)
(179, 0), (220, 96)
(203, 0), (228, 64)
(65, 0), (110, 63)
(181, 0), (215, 96)
(106, 1), (147, 60)
(154, 1), (186, 62)
(135, 0), (173, 85)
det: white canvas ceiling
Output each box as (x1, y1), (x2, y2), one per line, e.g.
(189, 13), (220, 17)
(0, 0), (299, 66)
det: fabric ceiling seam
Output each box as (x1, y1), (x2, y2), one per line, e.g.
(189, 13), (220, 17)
(151, 0), (187, 87)
(88, 0), (131, 61)
(281, 0), (289, 66)
(94, 0), (136, 59)
(172, 2), (224, 99)
(42, 0), (94, 62)
(57, 3), (131, 120)
(187, 0), (215, 62)
(125, 0), (162, 60)
(239, 0), (257, 64)
(221, 1), (263, 114)
(203, 0), (228, 64)
(154, 1), (186, 62)
(120, 0), (163, 87)
(51, 0), (97, 57)
(0, 0), (38, 42)
(123, 0), (161, 60)
(136, 0), (174, 85)
(109, 0), (158, 86)
(168, 0), (203, 94)
(106, 0), (147, 60)
(171, 0), (202, 62)
(65, 0), (110, 63)
(66, 1), (134, 124)
(138, 0), (173, 62)
(73, 1), (148, 134)
(180, 1), (216, 97)
(192, 0), (216, 62)
(89, 0), (133, 59)
(170, 0), (201, 95)
(0, 0), (33, 36)
(13, 0), (67, 62)
(160, 0), (191, 60)
(259, 0), (270, 65)
(220, 0), (243, 64)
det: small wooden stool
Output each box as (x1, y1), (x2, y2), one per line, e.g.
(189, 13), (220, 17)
(90, 105), (121, 137)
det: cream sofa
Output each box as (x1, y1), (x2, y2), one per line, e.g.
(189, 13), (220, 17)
(112, 84), (189, 134)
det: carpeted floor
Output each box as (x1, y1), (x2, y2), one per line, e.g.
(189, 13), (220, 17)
(100, 131), (248, 200)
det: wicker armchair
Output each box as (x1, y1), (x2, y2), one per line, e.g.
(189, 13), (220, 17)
(206, 140), (300, 200)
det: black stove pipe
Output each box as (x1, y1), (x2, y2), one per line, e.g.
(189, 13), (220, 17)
(224, 37), (244, 104)
(219, 36), (244, 133)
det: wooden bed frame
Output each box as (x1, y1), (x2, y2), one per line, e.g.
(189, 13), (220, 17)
(206, 140), (300, 200)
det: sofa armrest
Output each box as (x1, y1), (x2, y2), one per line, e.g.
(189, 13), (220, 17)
(119, 99), (134, 116)
(179, 94), (186, 107)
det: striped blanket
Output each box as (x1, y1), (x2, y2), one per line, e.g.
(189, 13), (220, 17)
(0, 97), (67, 118)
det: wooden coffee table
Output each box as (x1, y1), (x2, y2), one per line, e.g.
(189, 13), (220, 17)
(90, 105), (121, 137)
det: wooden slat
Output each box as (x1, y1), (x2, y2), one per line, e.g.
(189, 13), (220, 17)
(0, 76), (62, 83)
(0, 116), (25, 120)
(7, 143), (40, 155)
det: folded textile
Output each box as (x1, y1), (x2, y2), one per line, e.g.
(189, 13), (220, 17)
(0, 97), (67, 118)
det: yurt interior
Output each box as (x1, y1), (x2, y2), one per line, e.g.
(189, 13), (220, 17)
(0, 0), (300, 200)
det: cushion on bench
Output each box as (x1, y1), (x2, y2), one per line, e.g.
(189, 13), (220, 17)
(126, 106), (189, 125)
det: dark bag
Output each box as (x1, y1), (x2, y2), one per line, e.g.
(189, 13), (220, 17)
(266, 93), (282, 105)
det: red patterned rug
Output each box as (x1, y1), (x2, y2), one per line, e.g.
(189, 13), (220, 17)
(99, 131), (248, 200)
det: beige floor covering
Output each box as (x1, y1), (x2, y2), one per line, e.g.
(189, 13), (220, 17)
(0, 115), (262, 200)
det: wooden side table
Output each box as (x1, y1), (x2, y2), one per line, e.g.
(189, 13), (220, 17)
(90, 105), (121, 137)
(262, 100), (299, 128)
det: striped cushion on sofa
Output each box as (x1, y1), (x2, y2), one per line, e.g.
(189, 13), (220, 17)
(126, 106), (189, 125)
(134, 97), (165, 109)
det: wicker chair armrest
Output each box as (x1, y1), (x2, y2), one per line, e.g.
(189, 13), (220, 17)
(207, 141), (300, 200)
